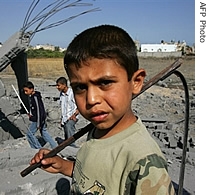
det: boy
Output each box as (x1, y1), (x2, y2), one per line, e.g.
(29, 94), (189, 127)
(55, 77), (79, 147)
(30, 25), (175, 194)
(23, 81), (57, 149)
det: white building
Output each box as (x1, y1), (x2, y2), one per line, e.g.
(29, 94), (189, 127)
(33, 44), (55, 51)
(32, 44), (66, 52)
(141, 44), (177, 52)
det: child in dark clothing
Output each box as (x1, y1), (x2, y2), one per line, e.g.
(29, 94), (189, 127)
(23, 81), (57, 149)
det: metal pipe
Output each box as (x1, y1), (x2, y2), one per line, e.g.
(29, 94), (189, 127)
(174, 70), (189, 195)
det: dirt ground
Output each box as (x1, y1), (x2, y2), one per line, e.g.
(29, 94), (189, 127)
(139, 57), (195, 90)
(1, 56), (195, 86)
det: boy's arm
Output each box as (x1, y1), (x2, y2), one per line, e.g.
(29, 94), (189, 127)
(34, 96), (41, 128)
(70, 108), (79, 121)
(127, 154), (175, 194)
(60, 158), (75, 177)
(73, 109), (79, 116)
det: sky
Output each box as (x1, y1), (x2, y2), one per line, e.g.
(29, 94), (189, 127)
(0, 0), (195, 48)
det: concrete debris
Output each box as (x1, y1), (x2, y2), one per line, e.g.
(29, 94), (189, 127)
(0, 77), (195, 194)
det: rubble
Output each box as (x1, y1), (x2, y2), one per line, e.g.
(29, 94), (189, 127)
(0, 76), (195, 194)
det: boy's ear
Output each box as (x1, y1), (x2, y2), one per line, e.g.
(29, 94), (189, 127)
(132, 69), (146, 95)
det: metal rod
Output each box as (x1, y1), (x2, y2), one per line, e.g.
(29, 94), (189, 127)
(174, 70), (189, 195)
(133, 58), (182, 99)
(12, 84), (29, 114)
(20, 122), (94, 177)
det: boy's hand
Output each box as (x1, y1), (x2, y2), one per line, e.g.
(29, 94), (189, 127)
(27, 113), (32, 118)
(30, 148), (63, 174)
(70, 114), (77, 121)
(60, 120), (64, 127)
(30, 148), (74, 176)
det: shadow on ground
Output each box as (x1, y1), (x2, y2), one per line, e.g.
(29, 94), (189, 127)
(0, 110), (24, 140)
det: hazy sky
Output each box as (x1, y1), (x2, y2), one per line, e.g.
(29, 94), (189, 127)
(0, 0), (195, 48)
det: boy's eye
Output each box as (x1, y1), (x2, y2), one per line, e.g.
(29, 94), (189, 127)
(100, 80), (112, 86)
(72, 84), (87, 93)
(71, 79), (114, 93)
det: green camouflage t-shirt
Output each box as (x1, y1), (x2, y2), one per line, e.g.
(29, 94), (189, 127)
(70, 118), (175, 195)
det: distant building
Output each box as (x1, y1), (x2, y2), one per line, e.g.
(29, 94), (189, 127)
(34, 44), (55, 51)
(32, 44), (66, 52)
(141, 44), (177, 52)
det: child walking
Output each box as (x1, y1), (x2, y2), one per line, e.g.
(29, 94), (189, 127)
(30, 25), (175, 194)
(23, 81), (57, 149)
(55, 77), (79, 147)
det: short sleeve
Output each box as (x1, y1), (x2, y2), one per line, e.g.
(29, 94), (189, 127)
(125, 153), (175, 195)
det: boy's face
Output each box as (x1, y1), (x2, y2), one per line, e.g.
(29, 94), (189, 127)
(68, 58), (145, 132)
(56, 82), (66, 92)
(23, 87), (34, 96)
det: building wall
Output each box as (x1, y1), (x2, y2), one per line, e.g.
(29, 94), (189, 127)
(137, 51), (182, 58)
(34, 44), (55, 51)
(141, 44), (177, 52)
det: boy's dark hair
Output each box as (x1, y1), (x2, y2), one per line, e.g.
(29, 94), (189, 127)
(23, 81), (34, 89)
(56, 77), (67, 85)
(64, 24), (139, 81)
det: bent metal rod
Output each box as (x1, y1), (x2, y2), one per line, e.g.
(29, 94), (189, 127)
(20, 58), (182, 177)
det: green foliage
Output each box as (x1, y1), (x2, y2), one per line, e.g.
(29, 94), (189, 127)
(26, 48), (66, 58)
